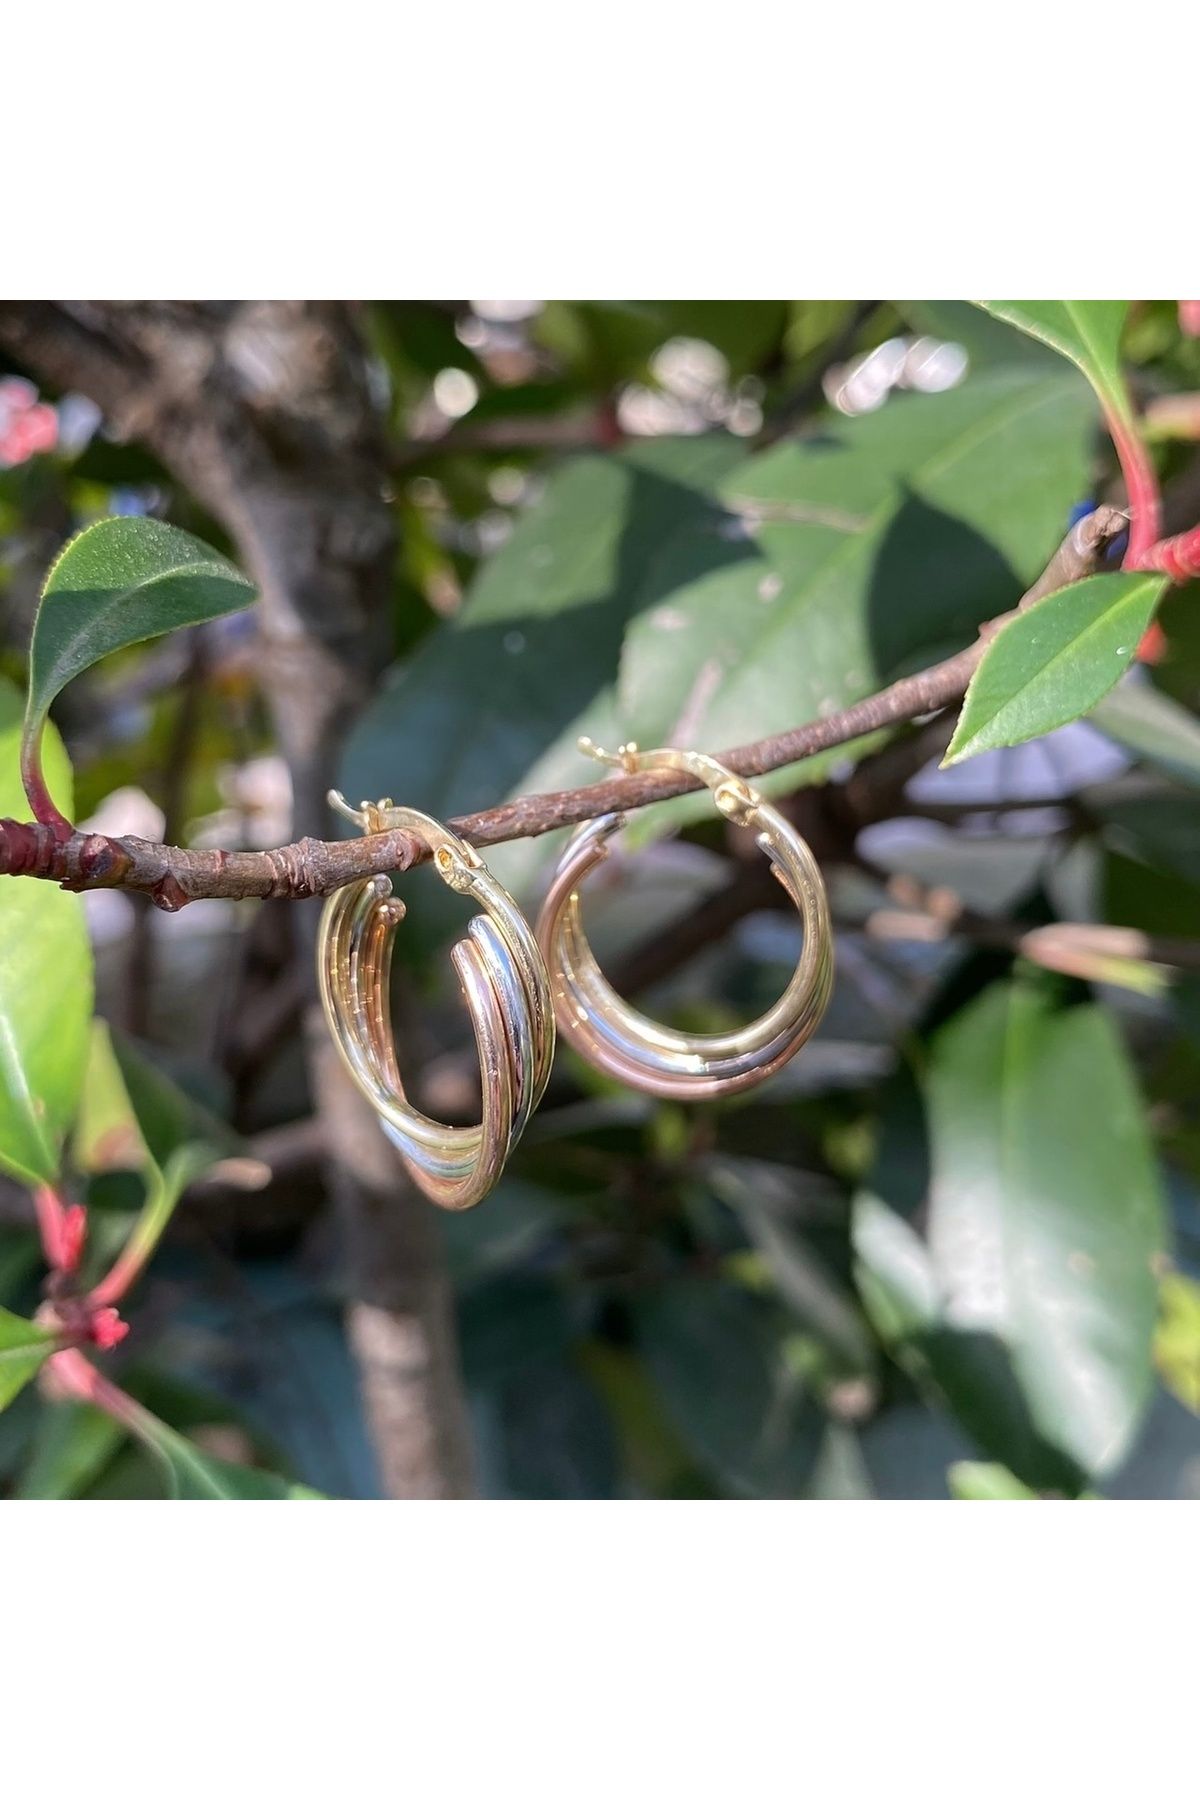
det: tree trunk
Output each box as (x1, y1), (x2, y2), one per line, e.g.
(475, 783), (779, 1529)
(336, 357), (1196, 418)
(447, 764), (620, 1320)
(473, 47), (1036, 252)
(0, 299), (476, 1497)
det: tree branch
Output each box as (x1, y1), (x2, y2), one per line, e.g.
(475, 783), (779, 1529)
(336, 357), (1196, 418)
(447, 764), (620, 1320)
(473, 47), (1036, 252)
(0, 504), (1127, 909)
(860, 869), (1200, 975)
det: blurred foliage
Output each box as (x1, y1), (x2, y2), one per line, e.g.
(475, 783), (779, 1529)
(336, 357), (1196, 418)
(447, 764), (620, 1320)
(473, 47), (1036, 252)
(2, 300), (1200, 1498)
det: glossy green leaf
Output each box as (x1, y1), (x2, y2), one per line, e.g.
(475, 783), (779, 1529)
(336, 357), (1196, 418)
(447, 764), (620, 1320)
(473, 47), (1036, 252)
(0, 1305), (55, 1412)
(858, 979), (1165, 1480)
(617, 366), (1096, 828)
(341, 436), (744, 938)
(943, 572), (1167, 764)
(976, 301), (1131, 420)
(851, 1076), (1076, 1490)
(948, 1461), (1039, 1499)
(0, 679), (93, 1186)
(953, 982), (1163, 1477)
(24, 517), (255, 770)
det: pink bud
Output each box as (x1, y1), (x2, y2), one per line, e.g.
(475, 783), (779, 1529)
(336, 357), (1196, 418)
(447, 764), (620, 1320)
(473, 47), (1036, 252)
(89, 1308), (129, 1351)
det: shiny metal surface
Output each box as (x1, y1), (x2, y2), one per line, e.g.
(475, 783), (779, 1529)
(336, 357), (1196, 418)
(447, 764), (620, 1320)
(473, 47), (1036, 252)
(536, 741), (833, 1100)
(317, 792), (554, 1210)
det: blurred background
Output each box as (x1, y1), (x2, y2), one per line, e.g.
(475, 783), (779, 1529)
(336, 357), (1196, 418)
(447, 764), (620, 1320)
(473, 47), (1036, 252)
(2, 298), (1199, 1499)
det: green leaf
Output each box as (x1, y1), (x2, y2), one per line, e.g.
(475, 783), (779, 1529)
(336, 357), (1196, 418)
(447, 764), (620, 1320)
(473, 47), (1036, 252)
(341, 436), (745, 940)
(136, 1413), (323, 1499)
(1104, 847), (1200, 941)
(73, 1020), (237, 1294)
(943, 572), (1167, 764)
(808, 1423), (875, 1499)
(702, 1155), (875, 1375)
(1090, 678), (1200, 790)
(477, 1359), (618, 1500)
(1154, 1272), (1200, 1414)
(1093, 790), (1200, 887)
(0, 1226), (40, 1306)
(857, 979), (1166, 1481)
(0, 678), (93, 1185)
(536, 300), (787, 384)
(976, 301), (1132, 421)
(636, 1279), (823, 1497)
(89, 1391), (322, 1498)
(75, 1021), (237, 1177)
(582, 1342), (701, 1497)
(897, 302), (1062, 371)
(24, 517), (256, 775)
(616, 365), (1096, 828)
(851, 1075), (1075, 1488)
(0, 1305), (56, 1412)
(948, 1461), (1039, 1499)
(965, 983), (1163, 1477)
(43, 1367), (322, 1498)
(15, 1399), (124, 1497)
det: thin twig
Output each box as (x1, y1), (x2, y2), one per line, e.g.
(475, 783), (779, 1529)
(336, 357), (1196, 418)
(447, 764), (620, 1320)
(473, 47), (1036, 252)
(392, 410), (616, 470)
(860, 870), (1200, 974)
(0, 506), (1126, 911)
(759, 300), (880, 446)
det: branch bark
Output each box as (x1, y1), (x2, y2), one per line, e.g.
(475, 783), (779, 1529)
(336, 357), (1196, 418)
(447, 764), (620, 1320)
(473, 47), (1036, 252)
(0, 301), (475, 1499)
(0, 505), (1128, 907)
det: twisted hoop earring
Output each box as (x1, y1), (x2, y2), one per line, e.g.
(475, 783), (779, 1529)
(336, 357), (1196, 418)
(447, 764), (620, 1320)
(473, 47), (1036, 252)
(536, 741), (833, 1100)
(317, 792), (554, 1211)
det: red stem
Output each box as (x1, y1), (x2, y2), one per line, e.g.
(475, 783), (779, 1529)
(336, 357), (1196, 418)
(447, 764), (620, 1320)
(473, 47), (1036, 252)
(1137, 523), (1200, 583)
(45, 1345), (147, 1431)
(89, 1239), (147, 1311)
(1105, 401), (1162, 568)
(19, 727), (72, 841)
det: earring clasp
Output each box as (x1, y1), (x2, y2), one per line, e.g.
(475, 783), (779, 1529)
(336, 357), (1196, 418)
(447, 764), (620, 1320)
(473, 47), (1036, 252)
(575, 739), (761, 827)
(326, 789), (484, 892)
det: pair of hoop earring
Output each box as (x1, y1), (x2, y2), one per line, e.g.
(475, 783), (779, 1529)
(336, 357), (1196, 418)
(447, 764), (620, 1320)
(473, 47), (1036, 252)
(318, 741), (833, 1211)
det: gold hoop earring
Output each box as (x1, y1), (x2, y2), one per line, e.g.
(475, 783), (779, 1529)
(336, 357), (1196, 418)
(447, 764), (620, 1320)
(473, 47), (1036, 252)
(317, 792), (554, 1211)
(536, 741), (833, 1100)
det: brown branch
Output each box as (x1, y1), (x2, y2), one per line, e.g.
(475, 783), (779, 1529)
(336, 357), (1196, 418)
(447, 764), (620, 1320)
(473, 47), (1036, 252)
(393, 410), (615, 469)
(758, 299), (881, 445)
(0, 505), (1126, 910)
